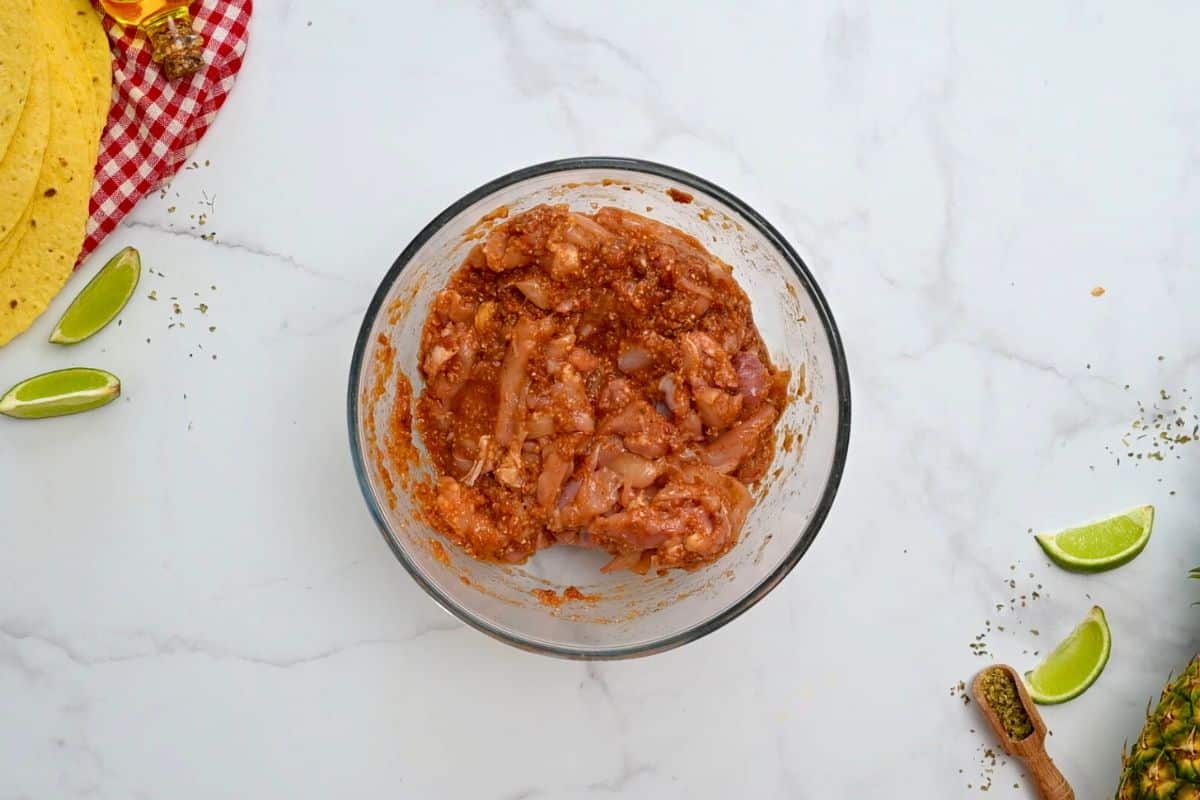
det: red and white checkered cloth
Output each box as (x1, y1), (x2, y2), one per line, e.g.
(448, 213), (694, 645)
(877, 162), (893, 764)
(82, 0), (251, 263)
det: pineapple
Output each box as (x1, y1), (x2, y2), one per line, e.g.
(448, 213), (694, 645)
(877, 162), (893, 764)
(1116, 568), (1200, 798)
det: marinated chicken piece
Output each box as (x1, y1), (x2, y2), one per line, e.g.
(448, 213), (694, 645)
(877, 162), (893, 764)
(511, 277), (556, 310)
(421, 323), (478, 402)
(544, 333), (576, 372)
(559, 211), (614, 249)
(556, 444), (622, 528)
(431, 289), (476, 324)
(536, 447), (574, 509)
(594, 207), (713, 266)
(473, 300), (498, 332)
(598, 397), (674, 459)
(681, 331), (739, 390)
(598, 377), (637, 415)
(413, 204), (789, 573)
(606, 450), (664, 489)
(702, 405), (779, 476)
(493, 448), (527, 489)
(483, 228), (533, 272)
(495, 315), (553, 447)
(433, 477), (510, 561)
(617, 344), (653, 373)
(589, 465), (753, 569)
(568, 346), (599, 373)
(549, 365), (595, 434)
(461, 435), (494, 486)
(693, 385), (743, 430)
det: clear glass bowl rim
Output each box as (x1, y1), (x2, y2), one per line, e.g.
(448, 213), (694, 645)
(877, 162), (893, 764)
(346, 157), (852, 659)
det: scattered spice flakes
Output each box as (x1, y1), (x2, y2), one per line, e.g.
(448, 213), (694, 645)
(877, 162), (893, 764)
(1090, 286), (1106, 297)
(1112, 377), (1197, 465)
(969, 564), (1049, 657)
(963, 743), (1011, 793)
(145, 274), (218, 347)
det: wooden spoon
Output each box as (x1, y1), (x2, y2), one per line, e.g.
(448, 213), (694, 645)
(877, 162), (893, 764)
(972, 664), (1074, 800)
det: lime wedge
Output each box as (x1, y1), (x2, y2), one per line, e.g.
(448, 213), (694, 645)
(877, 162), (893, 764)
(0, 368), (120, 419)
(1024, 606), (1111, 705)
(1035, 506), (1154, 573)
(49, 247), (140, 345)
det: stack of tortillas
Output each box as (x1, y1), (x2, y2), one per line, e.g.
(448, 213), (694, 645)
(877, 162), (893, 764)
(0, 0), (110, 347)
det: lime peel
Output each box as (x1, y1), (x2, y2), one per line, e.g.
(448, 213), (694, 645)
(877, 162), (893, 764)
(0, 367), (121, 419)
(1024, 606), (1111, 705)
(49, 246), (141, 345)
(1034, 505), (1154, 573)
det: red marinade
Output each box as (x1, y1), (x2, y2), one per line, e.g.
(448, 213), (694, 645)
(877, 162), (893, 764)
(413, 204), (789, 573)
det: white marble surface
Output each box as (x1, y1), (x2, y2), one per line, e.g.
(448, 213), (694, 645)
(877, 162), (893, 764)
(3, 2), (1200, 797)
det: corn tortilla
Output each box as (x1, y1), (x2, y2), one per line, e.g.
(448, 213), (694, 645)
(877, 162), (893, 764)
(0, 0), (37, 161)
(0, 202), (32, 267)
(61, 0), (112, 139)
(0, 2), (95, 346)
(0, 53), (50, 246)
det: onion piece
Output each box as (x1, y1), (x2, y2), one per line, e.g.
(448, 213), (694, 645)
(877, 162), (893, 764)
(512, 279), (554, 310)
(618, 346), (652, 373)
(607, 451), (663, 488)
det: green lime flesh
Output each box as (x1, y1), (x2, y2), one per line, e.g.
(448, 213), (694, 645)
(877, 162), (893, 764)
(0, 367), (120, 419)
(49, 246), (140, 345)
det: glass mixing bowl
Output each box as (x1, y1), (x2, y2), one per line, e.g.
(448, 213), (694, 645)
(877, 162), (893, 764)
(347, 158), (850, 659)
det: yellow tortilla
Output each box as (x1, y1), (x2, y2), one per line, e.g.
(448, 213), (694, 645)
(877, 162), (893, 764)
(60, 0), (112, 139)
(0, 53), (50, 246)
(0, 203), (32, 267)
(0, 1), (94, 346)
(0, 0), (37, 161)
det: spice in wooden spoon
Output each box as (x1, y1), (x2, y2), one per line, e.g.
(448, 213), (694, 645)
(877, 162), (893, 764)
(979, 666), (1034, 740)
(972, 664), (1074, 800)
